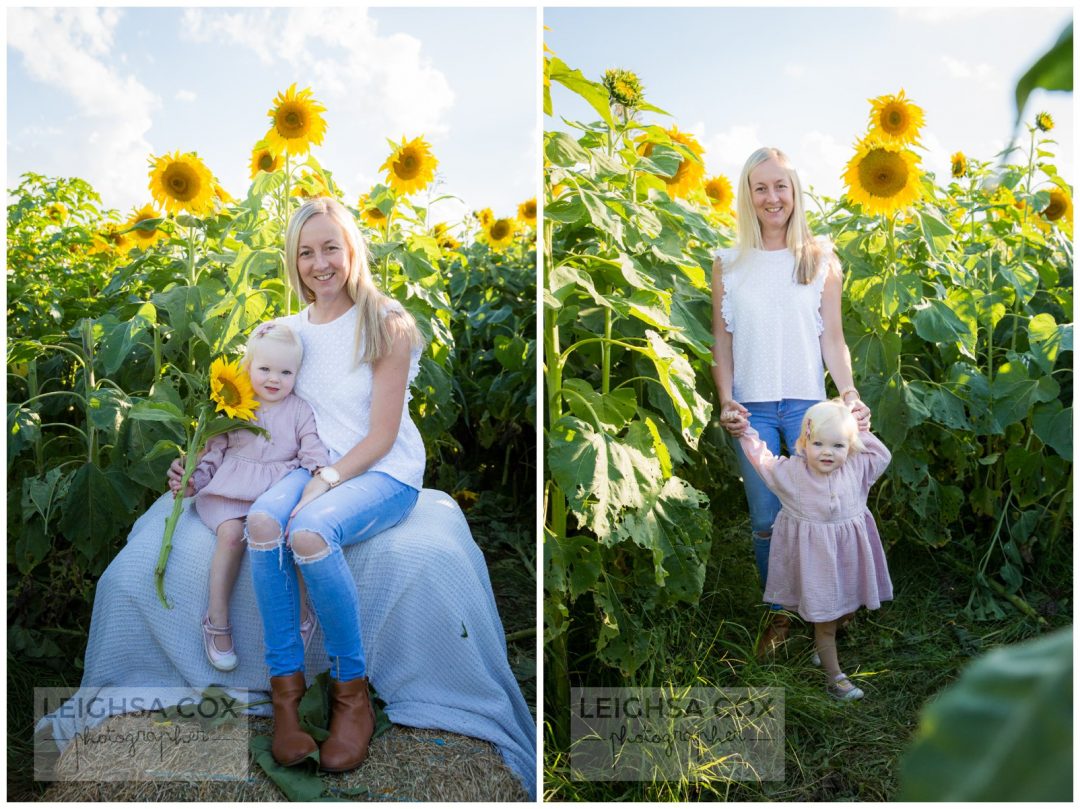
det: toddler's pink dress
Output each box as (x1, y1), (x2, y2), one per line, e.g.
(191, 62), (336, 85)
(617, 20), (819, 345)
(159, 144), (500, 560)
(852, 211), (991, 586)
(191, 393), (329, 531)
(738, 426), (894, 622)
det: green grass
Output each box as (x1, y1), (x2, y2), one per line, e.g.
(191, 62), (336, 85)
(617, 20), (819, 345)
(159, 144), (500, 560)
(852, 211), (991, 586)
(544, 521), (1070, 801)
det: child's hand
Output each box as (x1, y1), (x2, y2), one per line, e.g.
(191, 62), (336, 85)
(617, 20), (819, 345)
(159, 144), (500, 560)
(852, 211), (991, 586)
(167, 457), (195, 498)
(285, 475), (332, 532)
(719, 400), (750, 437)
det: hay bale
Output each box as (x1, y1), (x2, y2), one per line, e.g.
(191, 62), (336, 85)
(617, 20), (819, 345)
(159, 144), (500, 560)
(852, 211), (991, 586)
(39, 713), (527, 802)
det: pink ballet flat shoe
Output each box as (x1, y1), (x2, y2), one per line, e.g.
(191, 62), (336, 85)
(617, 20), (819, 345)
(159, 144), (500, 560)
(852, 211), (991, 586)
(827, 673), (864, 701)
(300, 610), (318, 653)
(203, 614), (239, 672)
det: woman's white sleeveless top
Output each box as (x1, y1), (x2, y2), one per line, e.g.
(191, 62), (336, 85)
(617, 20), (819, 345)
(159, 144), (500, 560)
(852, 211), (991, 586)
(282, 303), (425, 490)
(713, 238), (834, 404)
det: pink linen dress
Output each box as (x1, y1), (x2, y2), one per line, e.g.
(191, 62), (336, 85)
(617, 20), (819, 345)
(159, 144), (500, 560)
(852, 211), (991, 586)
(737, 425), (894, 622)
(191, 393), (329, 531)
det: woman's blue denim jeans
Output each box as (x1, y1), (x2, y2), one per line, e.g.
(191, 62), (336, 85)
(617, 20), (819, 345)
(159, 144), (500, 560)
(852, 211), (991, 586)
(246, 468), (419, 680)
(730, 399), (817, 595)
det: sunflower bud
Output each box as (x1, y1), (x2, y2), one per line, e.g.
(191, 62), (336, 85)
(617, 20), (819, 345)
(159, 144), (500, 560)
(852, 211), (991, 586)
(1035, 112), (1054, 132)
(602, 68), (644, 109)
(950, 152), (968, 179)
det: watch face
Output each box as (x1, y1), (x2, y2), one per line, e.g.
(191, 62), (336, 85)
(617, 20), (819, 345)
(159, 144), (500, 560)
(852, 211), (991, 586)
(320, 467), (340, 485)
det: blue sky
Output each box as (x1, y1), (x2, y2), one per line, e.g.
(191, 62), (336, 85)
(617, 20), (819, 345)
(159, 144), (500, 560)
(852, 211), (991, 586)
(7, 7), (538, 228)
(545, 6), (1074, 201)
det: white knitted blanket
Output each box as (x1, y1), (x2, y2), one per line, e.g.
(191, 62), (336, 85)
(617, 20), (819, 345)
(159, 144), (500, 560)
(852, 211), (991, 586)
(35, 489), (536, 798)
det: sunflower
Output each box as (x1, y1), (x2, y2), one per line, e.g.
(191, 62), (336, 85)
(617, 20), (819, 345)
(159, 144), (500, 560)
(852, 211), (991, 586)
(148, 151), (215, 216)
(843, 138), (923, 217)
(249, 143), (283, 179)
(602, 68), (644, 109)
(213, 182), (235, 206)
(637, 127), (705, 198)
(1035, 112), (1054, 132)
(867, 89), (925, 147)
(433, 222), (460, 251)
(481, 217), (517, 251)
(1041, 187), (1073, 225)
(517, 197), (537, 227)
(265, 84), (327, 156)
(475, 208), (495, 227)
(704, 174), (735, 212)
(209, 357), (259, 421)
(45, 202), (68, 225)
(380, 135), (438, 195)
(950, 152), (968, 179)
(290, 171), (332, 199)
(125, 204), (166, 249)
(89, 222), (132, 256)
(358, 193), (389, 229)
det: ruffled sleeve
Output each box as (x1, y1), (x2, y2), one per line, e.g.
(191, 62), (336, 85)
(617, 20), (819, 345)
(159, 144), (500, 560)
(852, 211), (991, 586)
(190, 433), (228, 494)
(812, 236), (836, 336)
(294, 398), (331, 472)
(737, 425), (799, 502)
(855, 430), (892, 492)
(713, 247), (738, 334)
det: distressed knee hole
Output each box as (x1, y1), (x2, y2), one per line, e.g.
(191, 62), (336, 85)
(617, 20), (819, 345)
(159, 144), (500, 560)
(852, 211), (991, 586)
(291, 530), (332, 564)
(755, 530), (772, 539)
(246, 512), (283, 551)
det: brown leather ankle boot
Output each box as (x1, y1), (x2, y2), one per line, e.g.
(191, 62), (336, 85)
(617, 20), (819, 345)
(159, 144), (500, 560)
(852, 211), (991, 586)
(269, 671), (317, 766)
(319, 676), (376, 772)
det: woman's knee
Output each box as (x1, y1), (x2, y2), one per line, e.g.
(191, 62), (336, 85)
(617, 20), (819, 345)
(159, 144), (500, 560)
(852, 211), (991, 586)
(247, 511), (284, 550)
(290, 530), (333, 563)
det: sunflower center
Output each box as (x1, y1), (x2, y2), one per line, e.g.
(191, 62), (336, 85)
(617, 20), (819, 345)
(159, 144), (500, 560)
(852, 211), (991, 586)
(394, 150), (422, 180)
(162, 165), (198, 201)
(277, 105), (307, 137)
(368, 207), (386, 220)
(1044, 192), (1066, 220)
(883, 107), (906, 133)
(858, 149), (908, 197)
(258, 152), (275, 171)
(524, 202), (536, 218)
(491, 220), (511, 240)
(219, 379), (242, 407)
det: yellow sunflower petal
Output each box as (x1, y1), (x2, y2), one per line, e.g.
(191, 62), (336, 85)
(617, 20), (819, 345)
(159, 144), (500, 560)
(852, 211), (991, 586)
(380, 135), (438, 196)
(1042, 187), (1073, 225)
(843, 138), (924, 217)
(250, 143), (283, 180)
(265, 83), (328, 157)
(358, 193), (390, 229)
(209, 357), (260, 421)
(125, 204), (166, 249)
(868, 89), (925, 147)
(517, 198), (537, 226)
(148, 151), (216, 216)
(481, 217), (517, 251)
(704, 174), (735, 211)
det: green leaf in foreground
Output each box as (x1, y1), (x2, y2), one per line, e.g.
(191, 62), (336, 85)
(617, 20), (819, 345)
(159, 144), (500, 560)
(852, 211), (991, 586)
(899, 626), (1072, 801)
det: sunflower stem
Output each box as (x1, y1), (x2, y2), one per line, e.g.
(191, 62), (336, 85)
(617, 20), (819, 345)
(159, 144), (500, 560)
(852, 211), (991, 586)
(283, 154), (293, 315)
(156, 408), (206, 608)
(1011, 126), (1037, 355)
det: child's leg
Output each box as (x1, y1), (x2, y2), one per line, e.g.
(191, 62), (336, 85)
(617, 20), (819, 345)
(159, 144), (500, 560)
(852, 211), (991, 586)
(813, 620), (841, 679)
(207, 518), (246, 652)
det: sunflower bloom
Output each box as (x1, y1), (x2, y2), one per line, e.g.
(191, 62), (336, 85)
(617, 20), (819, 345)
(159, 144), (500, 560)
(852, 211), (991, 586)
(89, 222), (132, 256)
(290, 171), (332, 199)
(265, 84), (327, 156)
(148, 151), (216, 216)
(45, 202), (68, 225)
(481, 217), (517, 251)
(950, 152), (968, 179)
(704, 175), (735, 212)
(517, 198), (537, 227)
(475, 208), (495, 227)
(358, 194), (389, 229)
(1041, 187), (1073, 225)
(209, 357), (259, 421)
(125, 204), (166, 250)
(1035, 112), (1054, 132)
(249, 143), (283, 179)
(867, 89), (925, 147)
(843, 138), (923, 216)
(639, 127), (705, 198)
(433, 222), (460, 251)
(381, 135), (438, 195)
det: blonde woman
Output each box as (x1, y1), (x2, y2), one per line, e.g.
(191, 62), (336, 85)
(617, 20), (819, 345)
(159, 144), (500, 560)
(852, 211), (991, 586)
(711, 147), (871, 657)
(245, 197), (424, 771)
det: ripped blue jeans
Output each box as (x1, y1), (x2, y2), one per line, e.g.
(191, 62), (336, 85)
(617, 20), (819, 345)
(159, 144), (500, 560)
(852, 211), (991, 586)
(246, 467), (418, 680)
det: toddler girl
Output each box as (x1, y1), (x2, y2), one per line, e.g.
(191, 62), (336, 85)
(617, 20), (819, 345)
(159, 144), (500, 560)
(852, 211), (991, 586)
(736, 398), (893, 700)
(169, 321), (329, 671)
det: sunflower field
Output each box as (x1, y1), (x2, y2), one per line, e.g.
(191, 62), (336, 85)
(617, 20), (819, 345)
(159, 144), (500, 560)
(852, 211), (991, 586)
(543, 46), (1072, 796)
(6, 84), (537, 763)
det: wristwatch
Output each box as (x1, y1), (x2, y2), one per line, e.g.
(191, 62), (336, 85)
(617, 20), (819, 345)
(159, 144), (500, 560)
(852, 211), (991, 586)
(317, 466), (341, 488)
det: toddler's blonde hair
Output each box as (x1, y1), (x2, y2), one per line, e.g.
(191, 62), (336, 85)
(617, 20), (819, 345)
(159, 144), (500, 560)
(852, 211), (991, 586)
(242, 320), (304, 371)
(795, 398), (865, 455)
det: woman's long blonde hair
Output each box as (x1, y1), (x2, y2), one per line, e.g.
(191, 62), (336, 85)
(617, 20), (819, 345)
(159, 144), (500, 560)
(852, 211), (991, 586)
(733, 147), (829, 285)
(284, 197), (422, 365)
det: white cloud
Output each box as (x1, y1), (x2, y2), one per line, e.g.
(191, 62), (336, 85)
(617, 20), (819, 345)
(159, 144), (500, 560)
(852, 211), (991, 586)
(797, 131), (849, 201)
(181, 8), (454, 138)
(7, 8), (159, 208)
(894, 7), (989, 24)
(701, 124), (763, 181)
(176, 89), (197, 103)
(941, 55), (1000, 88)
(784, 64), (807, 80)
